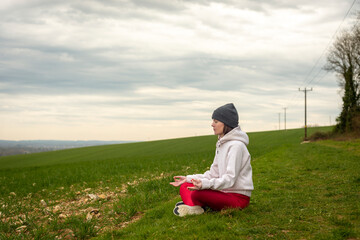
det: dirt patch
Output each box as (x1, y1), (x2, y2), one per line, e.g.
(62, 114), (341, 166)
(1, 173), (172, 239)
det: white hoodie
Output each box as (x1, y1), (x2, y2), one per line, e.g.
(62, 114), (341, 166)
(186, 126), (253, 197)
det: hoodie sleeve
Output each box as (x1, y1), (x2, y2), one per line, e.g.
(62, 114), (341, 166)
(200, 144), (246, 190)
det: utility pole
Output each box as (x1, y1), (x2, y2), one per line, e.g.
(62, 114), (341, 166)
(283, 107), (287, 130)
(298, 87), (313, 140)
(278, 112), (281, 130)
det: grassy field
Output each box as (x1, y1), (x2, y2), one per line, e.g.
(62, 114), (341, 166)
(0, 127), (359, 239)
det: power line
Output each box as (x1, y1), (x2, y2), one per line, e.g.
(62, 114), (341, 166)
(286, 0), (359, 110)
(302, 0), (358, 89)
(309, 5), (360, 88)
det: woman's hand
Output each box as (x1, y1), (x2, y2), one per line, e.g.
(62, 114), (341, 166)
(187, 179), (202, 191)
(170, 176), (186, 187)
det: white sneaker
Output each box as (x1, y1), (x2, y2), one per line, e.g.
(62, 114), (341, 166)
(173, 204), (204, 217)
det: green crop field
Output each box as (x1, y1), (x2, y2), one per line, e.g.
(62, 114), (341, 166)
(0, 127), (359, 239)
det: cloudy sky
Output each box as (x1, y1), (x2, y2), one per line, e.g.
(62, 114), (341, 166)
(0, 0), (358, 141)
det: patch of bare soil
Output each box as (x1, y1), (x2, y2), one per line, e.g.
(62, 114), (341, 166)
(1, 173), (171, 239)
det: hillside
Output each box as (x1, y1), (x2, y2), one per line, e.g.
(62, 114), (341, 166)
(0, 140), (132, 157)
(0, 127), (359, 239)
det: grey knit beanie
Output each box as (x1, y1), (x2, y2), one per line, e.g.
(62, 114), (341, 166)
(212, 103), (239, 128)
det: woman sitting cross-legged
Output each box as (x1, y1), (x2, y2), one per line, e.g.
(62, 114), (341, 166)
(170, 103), (253, 217)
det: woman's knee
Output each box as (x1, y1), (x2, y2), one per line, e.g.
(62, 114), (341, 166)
(190, 190), (209, 204)
(180, 182), (192, 192)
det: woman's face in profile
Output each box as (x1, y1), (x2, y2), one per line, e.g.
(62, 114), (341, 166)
(211, 119), (224, 137)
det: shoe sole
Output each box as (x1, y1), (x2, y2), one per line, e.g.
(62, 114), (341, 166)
(173, 206), (180, 216)
(175, 201), (184, 207)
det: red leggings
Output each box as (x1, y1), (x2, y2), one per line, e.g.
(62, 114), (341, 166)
(179, 182), (250, 211)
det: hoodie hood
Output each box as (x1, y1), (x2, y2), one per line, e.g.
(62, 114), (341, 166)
(218, 126), (249, 146)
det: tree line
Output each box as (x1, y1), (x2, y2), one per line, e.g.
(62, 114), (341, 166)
(325, 12), (360, 134)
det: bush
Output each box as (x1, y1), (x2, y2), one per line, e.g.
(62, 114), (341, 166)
(308, 131), (332, 141)
(351, 111), (360, 134)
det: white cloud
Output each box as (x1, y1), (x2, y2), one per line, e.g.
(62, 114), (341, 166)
(0, 0), (356, 140)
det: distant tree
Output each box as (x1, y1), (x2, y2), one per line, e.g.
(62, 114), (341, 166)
(325, 15), (360, 133)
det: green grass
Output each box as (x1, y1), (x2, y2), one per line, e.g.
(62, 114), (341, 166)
(1, 126), (359, 239)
